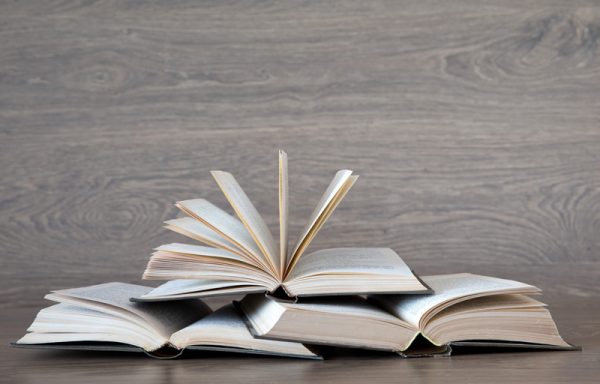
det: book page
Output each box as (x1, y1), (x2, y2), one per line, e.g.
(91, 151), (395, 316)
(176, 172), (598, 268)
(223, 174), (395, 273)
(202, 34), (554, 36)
(429, 294), (546, 321)
(372, 273), (540, 329)
(211, 171), (279, 276)
(287, 248), (414, 280)
(141, 279), (263, 299)
(47, 282), (211, 338)
(156, 243), (258, 265)
(17, 331), (160, 350)
(278, 150), (289, 278)
(170, 304), (317, 357)
(164, 217), (247, 259)
(176, 199), (269, 271)
(18, 301), (194, 352)
(20, 303), (166, 350)
(280, 296), (411, 326)
(422, 294), (570, 348)
(143, 251), (279, 288)
(298, 175), (358, 259)
(285, 170), (356, 275)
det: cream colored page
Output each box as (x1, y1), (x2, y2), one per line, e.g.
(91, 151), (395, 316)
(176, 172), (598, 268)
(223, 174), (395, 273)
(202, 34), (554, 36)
(24, 304), (160, 347)
(50, 282), (153, 311)
(48, 282), (211, 337)
(143, 252), (279, 284)
(156, 243), (255, 264)
(374, 273), (540, 328)
(176, 199), (266, 268)
(18, 301), (169, 350)
(286, 170), (354, 272)
(18, 332), (161, 350)
(171, 304), (315, 356)
(142, 279), (259, 298)
(282, 297), (410, 326)
(287, 248), (413, 281)
(288, 175), (358, 271)
(165, 217), (246, 257)
(279, 150), (289, 277)
(211, 171), (279, 274)
(429, 294), (545, 321)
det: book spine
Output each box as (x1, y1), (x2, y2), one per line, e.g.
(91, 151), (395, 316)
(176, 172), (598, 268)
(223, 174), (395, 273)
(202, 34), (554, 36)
(143, 344), (185, 359)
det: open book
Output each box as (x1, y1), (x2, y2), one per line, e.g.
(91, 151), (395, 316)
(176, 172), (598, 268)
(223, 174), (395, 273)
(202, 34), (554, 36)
(238, 273), (576, 355)
(14, 283), (319, 359)
(138, 151), (429, 301)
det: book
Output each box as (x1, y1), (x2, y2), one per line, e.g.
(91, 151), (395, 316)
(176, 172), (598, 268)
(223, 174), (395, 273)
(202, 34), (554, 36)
(237, 273), (577, 356)
(137, 150), (429, 301)
(13, 282), (320, 359)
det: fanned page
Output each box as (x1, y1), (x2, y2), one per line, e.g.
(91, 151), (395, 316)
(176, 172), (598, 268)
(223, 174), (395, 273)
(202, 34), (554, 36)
(278, 150), (289, 279)
(164, 217), (246, 258)
(142, 243), (280, 285)
(372, 273), (541, 329)
(285, 170), (357, 276)
(175, 199), (268, 270)
(211, 171), (279, 276)
(155, 243), (257, 265)
(142, 249), (279, 289)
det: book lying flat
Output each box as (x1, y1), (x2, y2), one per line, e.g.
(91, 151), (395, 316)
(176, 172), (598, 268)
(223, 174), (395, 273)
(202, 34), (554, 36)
(137, 151), (429, 301)
(238, 273), (577, 356)
(13, 282), (320, 359)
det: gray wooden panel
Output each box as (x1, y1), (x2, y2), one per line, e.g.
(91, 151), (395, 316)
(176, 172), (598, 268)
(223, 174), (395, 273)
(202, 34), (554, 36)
(1, 1), (599, 306)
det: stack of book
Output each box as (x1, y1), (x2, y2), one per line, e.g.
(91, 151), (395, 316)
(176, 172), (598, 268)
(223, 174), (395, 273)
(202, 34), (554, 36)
(14, 151), (576, 359)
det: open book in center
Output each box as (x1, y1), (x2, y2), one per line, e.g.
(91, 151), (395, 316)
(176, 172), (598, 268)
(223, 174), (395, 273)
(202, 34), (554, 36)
(137, 151), (429, 301)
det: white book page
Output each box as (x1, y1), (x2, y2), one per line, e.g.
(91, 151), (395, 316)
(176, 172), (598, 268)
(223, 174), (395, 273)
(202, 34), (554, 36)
(141, 279), (261, 299)
(143, 251), (279, 288)
(373, 273), (540, 328)
(17, 332), (161, 350)
(278, 150), (289, 278)
(156, 243), (257, 265)
(26, 303), (120, 333)
(287, 248), (414, 280)
(300, 175), (358, 256)
(428, 294), (546, 321)
(176, 199), (269, 271)
(170, 304), (316, 357)
(211, 171), (279, 276)
(47, 282), (211, 338)
(20, 303), (167, 350)
(286, 170), (355, 274)
(281, 297), (411, 326)
(164, 217), (247, 259)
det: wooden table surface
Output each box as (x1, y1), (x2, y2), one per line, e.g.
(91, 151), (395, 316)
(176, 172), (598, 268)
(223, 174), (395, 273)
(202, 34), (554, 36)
(1, 1), (599, 383)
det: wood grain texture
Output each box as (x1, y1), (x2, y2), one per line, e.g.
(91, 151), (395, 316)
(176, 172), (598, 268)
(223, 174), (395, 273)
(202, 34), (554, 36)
(1, 0), (599, 382)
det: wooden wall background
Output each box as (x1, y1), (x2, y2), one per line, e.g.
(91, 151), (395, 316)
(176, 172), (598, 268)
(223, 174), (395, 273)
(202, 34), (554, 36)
(1, 0), (599, 315)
